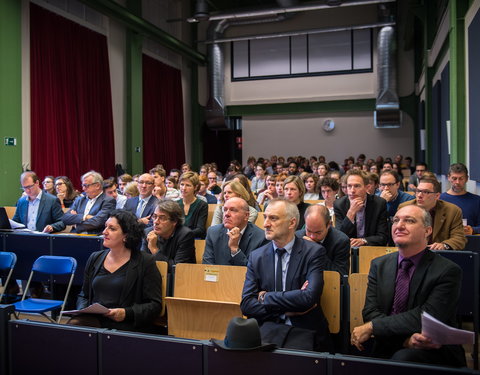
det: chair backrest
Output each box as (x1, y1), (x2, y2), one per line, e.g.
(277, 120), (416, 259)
(32, 256), (77, 275)
(358, 246), (397, 274)
(254, 211), (265, 229)
(173, 263), (247, 303)
(207, 204), (218, 228)
(0, 251), (17, 270)
(156, 261), (168, 317)
(4, 206), (16, 219)
(320, 270), (341, 334)
(349, 273), (369, 332)
(195, 239), (206, 264)
(305, 200), (324, 205)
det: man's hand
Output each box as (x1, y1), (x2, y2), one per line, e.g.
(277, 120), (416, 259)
(406, 333), (441, 350)
(351, 322), (373, 351)
(70, 210), (78, 215)
(286, 303), (317, 317)
(84, 215), (94, 221)
(227, 227), (241, 254)
(147, 230), (159, 254)
(350, 238), (366, 247)
(346, 198), (364, 222)
(464, 225), (473, 235)
(428, 242), (446, 250)
(43, 225), (54, 233)
(104, 308), (126, 322)
(380, 190), (393, 202)
(138, 215), (151, 225)
(408, 183), (417, 191)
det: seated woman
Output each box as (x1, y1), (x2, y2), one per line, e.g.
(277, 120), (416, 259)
(211, 180), (258, 226)
(197, 175), (217, 203)
(302, 173), (320, 200)
(54, 176), (79, 209)
(283, 175), (310, 229)
(69, 210), (162, 332)
(42, 176), (56, 195)
(256, 174), (278, 206)
(176, 171), (208, 239)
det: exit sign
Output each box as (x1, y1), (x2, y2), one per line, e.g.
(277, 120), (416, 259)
(4, 137), (16, 146)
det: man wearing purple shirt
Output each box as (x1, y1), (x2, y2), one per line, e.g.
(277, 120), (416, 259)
(351, 205), (465, 367)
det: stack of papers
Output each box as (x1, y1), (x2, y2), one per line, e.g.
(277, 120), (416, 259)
(63, 303), (109, 315)
(421, 311), (474, 345)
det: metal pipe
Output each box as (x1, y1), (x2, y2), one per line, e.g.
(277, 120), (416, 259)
(189, 0), (396, 23)
(201, 21), (395, 44)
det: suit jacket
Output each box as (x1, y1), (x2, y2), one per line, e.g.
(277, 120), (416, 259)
(363, 250), (465, 364)
(77, 250), (162, 332)
(124, 195), (158, 219)
(62, 193), (116, 234)
(399, 199), (466, 250)
(241, 237), (329, 338)
(334, 194), (389, 245)
(203, 222), (268, 266)
(141, 224), (195, 271)
(296, 226), (350, 275)
(13, 192), (65, 232)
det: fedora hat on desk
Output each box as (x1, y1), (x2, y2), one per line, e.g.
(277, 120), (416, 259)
(211, 317), (276, 351)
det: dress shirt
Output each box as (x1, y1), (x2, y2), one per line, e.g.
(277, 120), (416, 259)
(27, 190), (42, 231)
(84, 192), (103, 220)
(272, 237), (295, 324)
(355, 200), (367, 238)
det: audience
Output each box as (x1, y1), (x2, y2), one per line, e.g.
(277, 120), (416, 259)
(42, 175), (56, 195)
(103, 178), (127, 209)
(408, 162), (428, 191)
(117, 173), (133, 194)
(197, 175), (217, 203)
(318, 177), (339, 219)
(123, 173), (158, 227)
(256, 174), (277, 206)
(303, 173), (320, 200)
(54, 176), (79, 209)
(282, 175), (310, 229)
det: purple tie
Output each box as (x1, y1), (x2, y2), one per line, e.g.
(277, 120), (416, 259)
(391, 259), (413, 315)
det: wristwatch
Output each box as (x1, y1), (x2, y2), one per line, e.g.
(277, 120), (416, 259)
(443, 243), (451, 250)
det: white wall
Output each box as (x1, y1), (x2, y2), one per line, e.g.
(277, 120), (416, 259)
(242, 111), (415, 165)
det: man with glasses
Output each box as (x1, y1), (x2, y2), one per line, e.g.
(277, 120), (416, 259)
(297, 204), (350, 275)
(124, 173), (158, 226)
(378, 170), (414, 218)
(63, 171), (115, 234)
(399, 177), (466, 250)
(203, 197), (267, 266)
(407, 162), (428, 191)
(207, 171), (221, 195)
(12, 171), (65, 233)
(142, 200), (195, 270)
(440, 163), (480, 235)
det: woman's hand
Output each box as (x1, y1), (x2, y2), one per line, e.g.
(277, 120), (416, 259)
(104, 308), (126, 322)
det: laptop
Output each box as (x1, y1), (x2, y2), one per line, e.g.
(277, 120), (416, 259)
(0, 207), (14, 232)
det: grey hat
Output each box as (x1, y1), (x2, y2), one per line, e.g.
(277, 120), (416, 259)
(211, 317), (276, 351)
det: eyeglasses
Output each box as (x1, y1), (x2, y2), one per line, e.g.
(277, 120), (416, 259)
(416, 169), (426, 173)
(379, 183), (397, 188)
(415, 189), (435, 195)
(43, 180), (53, 184)
(54, 182), (65, 187)
(138, 181), (154, 185)
(152, 214), (170, 222)
(208, 177), (217, 180)
(21, 184), (35, 191)
(82, 182), (99, 188)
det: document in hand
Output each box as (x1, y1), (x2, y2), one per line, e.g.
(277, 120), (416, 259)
(63, 303), (109, 315)
(421, 311), (475, 345)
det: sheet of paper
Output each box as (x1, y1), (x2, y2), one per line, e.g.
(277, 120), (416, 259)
(421, 311), (474, 345)
(9, 219), (26, 229)
(63, 303), (109, 316)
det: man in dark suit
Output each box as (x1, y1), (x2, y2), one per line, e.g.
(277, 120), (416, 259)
(141, 200), (195, 271)
(241, 198), (330, 351)
(13, 171), (65, 232)
(351, 205), (466, 367)
(203, 197), (267, 266)
(334, 170), (389, 246)
(296, 205), (350, 275)
(62, 171), (116, 234)
(123, 173), (158, 226)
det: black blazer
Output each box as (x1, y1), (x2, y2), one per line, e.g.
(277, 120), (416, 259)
(241, 237), (329, 338)
(296, 226), (350, 275)
(363, 250), (465, 365)
(141, 224), (196, 271)
(334, 194), (389, 245)
(77, 250), (162, 332)
(177, 198), (208, 239)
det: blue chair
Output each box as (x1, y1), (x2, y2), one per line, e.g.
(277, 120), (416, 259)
(13, 256), (77, 323)
(0, 251), (17, 303)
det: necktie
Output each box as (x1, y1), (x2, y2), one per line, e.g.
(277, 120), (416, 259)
(136, 199), (145, 218)
(391, 259), (413, 315)
(275, 248), (286, 292)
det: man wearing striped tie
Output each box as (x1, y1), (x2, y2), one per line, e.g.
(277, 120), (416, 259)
(351, 205), (466, 367)
(123, 173), (158, 228)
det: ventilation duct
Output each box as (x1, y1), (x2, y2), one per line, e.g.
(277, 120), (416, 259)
(374, 26), (401, 128)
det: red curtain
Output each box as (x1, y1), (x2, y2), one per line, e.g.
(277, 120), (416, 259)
(30, 3), (115, 188)
(143, 54), (186, 172)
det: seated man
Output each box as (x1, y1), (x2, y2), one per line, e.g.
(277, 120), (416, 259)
(399, 177), (466, 250)
(296, 205), (350, 275)
(141, 200), (195, 270)
(377, 170), (414, 219)
(62, 171), (115, 234)
(351, 205), (466, 367)
(203, 197), (267, 266)
(407, 162), (428, 191)
(13, 171), (65, 233)
(440, 163), (480, 235)
(103, 179), (127, 209)
(124, 173), (158, 226)
(241, 199), (330, 352)
(207, 171), (222, 196)
(334, 170), (389, 247)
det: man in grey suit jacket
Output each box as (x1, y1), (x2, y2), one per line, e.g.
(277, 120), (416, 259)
(123, 173), (158, 226)
(296, 205), (350, 275)
(13, 171), (65, 232)
(351, 205), (465, 367)
(62, 171), (115, 234)
(203, 197), (267, 266)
